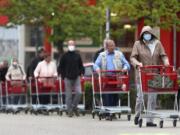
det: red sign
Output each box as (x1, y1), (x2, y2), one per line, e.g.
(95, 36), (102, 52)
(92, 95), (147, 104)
(44, 26), (52, 54)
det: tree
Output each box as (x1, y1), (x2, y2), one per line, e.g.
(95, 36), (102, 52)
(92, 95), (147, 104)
(98, 0), (180, 29)
(1, 0), (179, 52)
(0, 0), (103, 54)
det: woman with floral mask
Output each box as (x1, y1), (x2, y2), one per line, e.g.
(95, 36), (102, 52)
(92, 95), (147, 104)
(130, 26), (169, 127)
(6, 58), (26, 81)
(5, 58), (26, 105)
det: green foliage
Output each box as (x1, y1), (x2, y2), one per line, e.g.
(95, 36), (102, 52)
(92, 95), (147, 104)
(84, 82), (93, 110)
(178, 79), (180, 87)
(0, 0), (179, 49)
(0, 0), (103, 46)
(158, 95), (175, 109)
(98, 0), (180, 29)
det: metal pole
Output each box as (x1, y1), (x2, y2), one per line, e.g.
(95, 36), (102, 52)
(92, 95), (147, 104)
(106, 8), (110, 39)
(173, 24), (177, 68)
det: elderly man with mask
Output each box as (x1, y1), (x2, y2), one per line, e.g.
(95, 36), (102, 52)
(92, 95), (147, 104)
(93, 39), (130, 108)
(58, 40), (84, 117)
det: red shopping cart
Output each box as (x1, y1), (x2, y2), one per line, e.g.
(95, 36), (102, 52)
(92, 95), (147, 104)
(138, 65), (179, 128)
(29, 77), (62, 115)
(5, 80), (28, 114)
(92, 70), (131, 121)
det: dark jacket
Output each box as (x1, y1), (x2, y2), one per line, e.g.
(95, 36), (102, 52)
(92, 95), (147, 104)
(93, 48), (104, 62)
(0, 67), (8, 81)
(27, 56), (43, 78)
(58, 51), (84, 80)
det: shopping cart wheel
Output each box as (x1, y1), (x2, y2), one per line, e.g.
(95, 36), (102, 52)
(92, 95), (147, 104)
(138, 119), (143, 128)
(127, 114), (131, 121)
(159, 120), (163, 128)
(33, 111), (38, 115)
(82, 112), (86, 116)
(58, 111), (63, 116)
(92, 112), (95, 119)
(109, 114), (113, 121)
(99, 115), (102, 120)
(25, 109), (28, 114)
(173, 120), (177, 127)
(118, 113), (121, 119)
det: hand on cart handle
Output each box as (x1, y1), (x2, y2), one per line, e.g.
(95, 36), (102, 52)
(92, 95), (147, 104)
(121, 69), (128, 73)
(136, 62), (143, 70)
(95, 69), (101, 74)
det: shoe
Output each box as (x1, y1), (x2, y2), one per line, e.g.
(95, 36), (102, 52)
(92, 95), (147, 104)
(146, 122), (157, 127)
(134, 116), (139, 125)
(73, 108), (79, 117)
(105, 114), (117, 120)
(68, 111), (73, 117)
(112, 114), (117, 120)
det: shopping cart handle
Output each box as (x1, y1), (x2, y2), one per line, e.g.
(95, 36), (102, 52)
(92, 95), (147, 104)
(93, 70), (129, 75)
(140, 65), (173, 69)
(35, 76), (58, 80)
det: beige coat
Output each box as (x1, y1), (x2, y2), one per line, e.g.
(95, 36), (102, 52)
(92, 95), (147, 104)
(130, 26), (169, 68)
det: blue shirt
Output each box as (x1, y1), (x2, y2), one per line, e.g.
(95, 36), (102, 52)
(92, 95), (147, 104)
(93, 50), (130, 71)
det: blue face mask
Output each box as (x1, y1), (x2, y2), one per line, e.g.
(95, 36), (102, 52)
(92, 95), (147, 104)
(143, 33), (152, 41)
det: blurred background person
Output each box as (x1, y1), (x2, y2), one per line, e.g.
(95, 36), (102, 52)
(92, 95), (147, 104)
(34, 53), (57, 104)
(5, 58), (26, 104)
(93, 39), (108, 62)
(0, 60), (9, 82)
(27, 47), (46, 80)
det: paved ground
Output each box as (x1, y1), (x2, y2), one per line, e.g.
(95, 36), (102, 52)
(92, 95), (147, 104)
(0, 113), (179, 135)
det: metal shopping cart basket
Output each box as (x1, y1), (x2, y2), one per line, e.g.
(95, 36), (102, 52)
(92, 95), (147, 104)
(92, 70), (131, 121)
(138, 65), (179, 128)
(29, 77), (62, 115)
(5, 80), (28, 114)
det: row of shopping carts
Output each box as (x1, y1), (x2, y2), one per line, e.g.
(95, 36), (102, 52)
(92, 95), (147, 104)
(0, 65), (179, 128)
(0, 77), (86, 115)
(91, 70), (131, 121)
(91, 65), (179, 128)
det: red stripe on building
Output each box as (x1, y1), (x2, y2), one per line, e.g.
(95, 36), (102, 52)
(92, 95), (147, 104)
(160, 29), (173, 65)
(88, 0), (96, 6)
(44, 26), (52, 54)
(137, 18), (144, 39)
(0, 16), (8, 25)
(176, 31), (180, 67)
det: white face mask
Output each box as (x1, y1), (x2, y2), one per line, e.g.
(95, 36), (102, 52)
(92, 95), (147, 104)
(13, 62), (17, 66)
(68, 45), (75, 51)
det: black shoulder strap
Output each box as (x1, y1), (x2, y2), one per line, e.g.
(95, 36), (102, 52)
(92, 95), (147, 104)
(18, 65), (24, 75)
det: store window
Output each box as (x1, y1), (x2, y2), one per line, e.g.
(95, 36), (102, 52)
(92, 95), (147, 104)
(26, 25), (44, 47)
